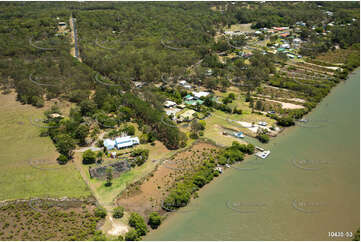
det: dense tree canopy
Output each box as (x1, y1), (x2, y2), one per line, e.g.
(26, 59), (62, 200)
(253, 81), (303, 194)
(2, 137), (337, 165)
(0, 1), (359, 153)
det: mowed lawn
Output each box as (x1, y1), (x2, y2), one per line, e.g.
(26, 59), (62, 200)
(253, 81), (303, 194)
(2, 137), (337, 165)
(0, 92), (91, 200)
(203, 88), (277, 146)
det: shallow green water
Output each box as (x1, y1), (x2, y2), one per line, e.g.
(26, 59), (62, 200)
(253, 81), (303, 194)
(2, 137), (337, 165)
(146, 69), (360, 241)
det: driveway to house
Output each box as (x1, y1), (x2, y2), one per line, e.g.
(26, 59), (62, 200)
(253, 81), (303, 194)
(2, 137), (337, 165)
(74, 132), (105, 153)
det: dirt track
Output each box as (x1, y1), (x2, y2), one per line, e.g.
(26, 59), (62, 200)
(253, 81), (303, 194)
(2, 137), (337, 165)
(69, 16), (82, 62)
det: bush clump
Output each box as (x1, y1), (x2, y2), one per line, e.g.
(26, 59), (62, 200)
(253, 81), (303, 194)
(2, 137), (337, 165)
(131, 149), (149, 166)
(125, 229), (139, 241)
(113, 206), (124, 219)
(257, 133), (270, 143)
(82, 149), (96, 164)
(57, 154), (68, 165)
(94, 207), (107, 218)
(277, 116), (295, 127)
(148, 212), (161, 229)
(128, 212), (148, 237)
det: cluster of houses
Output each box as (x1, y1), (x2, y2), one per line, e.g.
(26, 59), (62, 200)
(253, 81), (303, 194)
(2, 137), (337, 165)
(223, 24), (305, 60)
(163, 91), (211, 122)
(272, 41), (302, 58)
(103, 136), (140, 150)
(184, 91), (210, 105)
(220, 6), (356, 63)
(177, 70), (213, 90)
(259, 26), (304, 58)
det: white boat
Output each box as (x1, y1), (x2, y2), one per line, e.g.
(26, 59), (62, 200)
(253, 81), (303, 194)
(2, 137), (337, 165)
(233, 132), (245, 138)
(258, 121), (268, 126)
(255, 150), (271, 159)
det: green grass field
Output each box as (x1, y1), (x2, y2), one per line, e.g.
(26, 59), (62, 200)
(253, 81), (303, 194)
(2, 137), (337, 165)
(203, 114), (248, 146)
(203, 88), (276, 146)
(0, 89), (272, 202)
(225, 23), (254, 33)
(0, 92), (91, 200)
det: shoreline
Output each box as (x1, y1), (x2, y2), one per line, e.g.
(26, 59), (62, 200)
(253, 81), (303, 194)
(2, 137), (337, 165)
(265, 66), (361, 141)
(288, 66), (360, 127)
(0, 65), (358, 238)
(144, 67), (360, 239)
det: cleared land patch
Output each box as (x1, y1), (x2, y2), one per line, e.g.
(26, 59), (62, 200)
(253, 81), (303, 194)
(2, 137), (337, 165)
(225, 23), (254, 33)
(115, 142), (219, 218)
(0, 92), (90, 200)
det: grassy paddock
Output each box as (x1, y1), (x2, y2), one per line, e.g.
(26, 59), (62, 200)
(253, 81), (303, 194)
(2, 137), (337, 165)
(203, 115), (248, 146)
(225, 23), (254, 33)
(0, 92), (90, 201)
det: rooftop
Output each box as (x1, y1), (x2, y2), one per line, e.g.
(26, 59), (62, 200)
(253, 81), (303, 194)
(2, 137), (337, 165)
(192, 91), (210, 98)
(179, 109), (196, 120)
(164, 100), (176, 107)
(184, 99), (204, 106)
(184, 94), (194, 100)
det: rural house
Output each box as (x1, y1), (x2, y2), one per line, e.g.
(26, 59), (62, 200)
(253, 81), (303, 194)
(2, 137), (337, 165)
(164, 100), (177, 108)
(103, 136), (140, 150)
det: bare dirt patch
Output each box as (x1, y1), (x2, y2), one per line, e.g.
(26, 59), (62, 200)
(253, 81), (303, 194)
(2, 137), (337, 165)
(115, 142), (219, 218)
(255, 97), (304, 110)
(225, 23), (254, 33)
